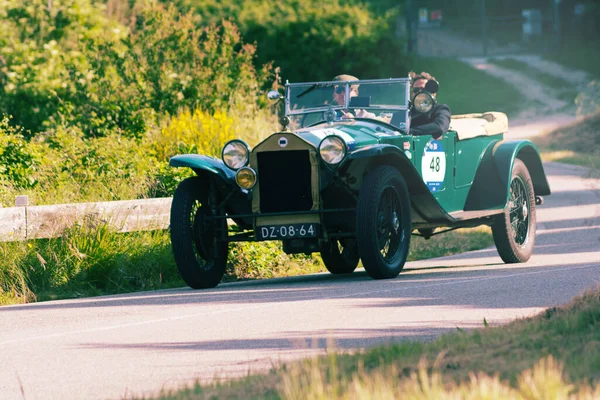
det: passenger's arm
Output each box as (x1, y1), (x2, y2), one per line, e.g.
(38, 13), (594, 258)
(410, 104), (451, 139)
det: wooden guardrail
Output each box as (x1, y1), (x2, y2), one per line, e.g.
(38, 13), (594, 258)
(0, 198), (172, 242)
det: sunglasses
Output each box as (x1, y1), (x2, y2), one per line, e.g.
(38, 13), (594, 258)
(412, 87), (425, 94)
(334, 86), (358, 95)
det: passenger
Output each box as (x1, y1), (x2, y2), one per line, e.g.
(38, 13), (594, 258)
(408, 71), (451, 139)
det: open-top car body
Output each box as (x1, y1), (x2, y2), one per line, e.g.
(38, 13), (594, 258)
(169, 77), (551, 289)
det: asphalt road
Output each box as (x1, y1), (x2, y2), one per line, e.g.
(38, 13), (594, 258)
(1, 152), (599, 399)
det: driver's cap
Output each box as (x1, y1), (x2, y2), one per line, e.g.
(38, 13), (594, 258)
(333, 74), (359, 90)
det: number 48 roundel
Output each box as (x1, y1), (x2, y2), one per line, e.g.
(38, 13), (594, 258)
(421, 139), (446, 193)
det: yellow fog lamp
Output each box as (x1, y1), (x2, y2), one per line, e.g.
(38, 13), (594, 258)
(222, 140), (250, 170)
(413, 92), (435, 114)
(235, 167), (257, 189)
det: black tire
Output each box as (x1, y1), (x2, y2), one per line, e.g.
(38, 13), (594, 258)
(170, 177), (228, 289)
(356, 166), (411, 279)
(492, 159), (537, 263)
(320, 239), (360, 274)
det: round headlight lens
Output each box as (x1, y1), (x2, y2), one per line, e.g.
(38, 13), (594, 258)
(235, 167), (257, 189)
(413, 92), (434, 113)
(222, 140), (250, 170)
(319, 136), (347, 165)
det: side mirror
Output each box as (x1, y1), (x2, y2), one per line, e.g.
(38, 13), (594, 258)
(267, 90), (281, 101)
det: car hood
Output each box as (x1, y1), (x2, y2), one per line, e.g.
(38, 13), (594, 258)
(295, 121), (393, 150)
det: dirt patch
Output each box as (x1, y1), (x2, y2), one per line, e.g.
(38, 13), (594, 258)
(461, 57), (569, 111)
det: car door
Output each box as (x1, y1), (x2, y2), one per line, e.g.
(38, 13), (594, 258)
(412, 131), (459, 213)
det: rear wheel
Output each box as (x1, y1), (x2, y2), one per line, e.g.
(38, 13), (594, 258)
(356, 166), (411, 279)
(170, 177), (228, 289)
(320, 239), (359, 274)
(492, 159), (536, 263)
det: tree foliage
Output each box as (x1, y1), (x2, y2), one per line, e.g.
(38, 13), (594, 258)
(164, 0), (405, 82)
(0, 0), (273, 137)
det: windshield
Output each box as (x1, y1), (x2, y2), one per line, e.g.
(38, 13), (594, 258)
(285, 78), (410, 131)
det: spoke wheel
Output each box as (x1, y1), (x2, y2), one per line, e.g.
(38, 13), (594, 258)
(356, 166), (411, 279)
(492, 159), (537, 263)
(170, 177), (228, 289)
(320, 239), (359, 274)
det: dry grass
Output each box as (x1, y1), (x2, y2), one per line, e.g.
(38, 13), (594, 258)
(150, 286), (600, 399)
(534, 112), (600, 154)
(533, 111), (600, 174)
(280, 356), (600, 400)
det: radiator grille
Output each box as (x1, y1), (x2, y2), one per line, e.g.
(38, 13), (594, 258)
(257, 150), (313, 213)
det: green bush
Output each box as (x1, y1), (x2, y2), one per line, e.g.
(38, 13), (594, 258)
(227, 241), (324, 281)
(0, 117), (41, 193)
(0, 0), (274, 137)
(170, 0), (406, 82)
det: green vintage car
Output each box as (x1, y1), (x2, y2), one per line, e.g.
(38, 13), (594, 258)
(169, 77), (550, 289)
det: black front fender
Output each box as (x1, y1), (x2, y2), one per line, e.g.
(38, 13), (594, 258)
(170, 154), (236, 184)
(170, 154), (252, 227)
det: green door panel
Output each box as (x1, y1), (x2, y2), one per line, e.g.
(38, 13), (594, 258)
(454, 135), (502, 189)
(412, 132), (459, 213)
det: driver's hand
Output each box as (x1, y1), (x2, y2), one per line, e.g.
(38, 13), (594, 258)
(355, 109), (376, 118)
(340, 110), (355, 119)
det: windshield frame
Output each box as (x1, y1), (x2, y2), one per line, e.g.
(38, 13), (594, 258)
(284, 78), (411, 116)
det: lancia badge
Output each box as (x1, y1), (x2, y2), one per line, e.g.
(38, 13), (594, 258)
(278, 137), (288, 147)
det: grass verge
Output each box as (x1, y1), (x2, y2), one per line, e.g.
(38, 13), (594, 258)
(148, 285), (600, 399)
(406, 57), (529, 118)
(532, 111), (600, 174)
(0, 227), (493, 305)
(545, 41), (600, 79)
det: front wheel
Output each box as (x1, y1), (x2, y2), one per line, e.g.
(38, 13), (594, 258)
(356, 166), (411, 279)
(492, 159), (537, 263)
(320, 239), (360, 274)
(170, 177), (229, 289)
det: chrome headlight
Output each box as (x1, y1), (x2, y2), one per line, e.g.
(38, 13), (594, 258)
(319, 136), (347, 165)
(222, 140), (250, 170)
(413, 92), (435, 114)
(235, 167), (257, 189)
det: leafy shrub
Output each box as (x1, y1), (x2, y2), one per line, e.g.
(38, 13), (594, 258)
(166, 0), (406, 82)
(15, 126), (160, 205)
(0, 0), (128, 135)
(146, 109), (237, 197)
(151, 109), (235, 160)
(0, 117), (40, 192)
(0, 0), (274, 137)
(227, 241), (324, 281)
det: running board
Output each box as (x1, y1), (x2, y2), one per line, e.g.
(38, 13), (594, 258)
(449, 209), (503, 221)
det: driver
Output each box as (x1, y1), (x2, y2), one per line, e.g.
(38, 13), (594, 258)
(332, 74), (375, 119)
(409, 71), (451, 139)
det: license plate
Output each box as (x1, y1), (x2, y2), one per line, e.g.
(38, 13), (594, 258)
(256, 223), (319, 240)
